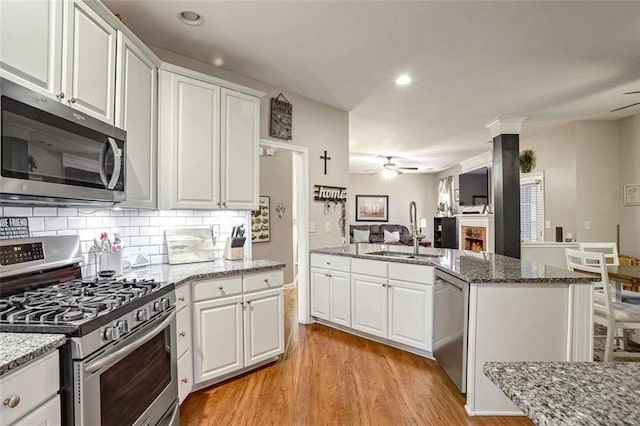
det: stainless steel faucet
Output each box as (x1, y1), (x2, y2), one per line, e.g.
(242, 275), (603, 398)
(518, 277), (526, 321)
(409, 201), (423, 254)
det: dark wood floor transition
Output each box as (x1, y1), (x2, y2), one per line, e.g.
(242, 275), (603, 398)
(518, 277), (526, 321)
(180, 288), (532, 425)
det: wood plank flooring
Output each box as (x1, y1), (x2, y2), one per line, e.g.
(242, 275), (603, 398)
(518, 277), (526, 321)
(180, 288), (532, 425)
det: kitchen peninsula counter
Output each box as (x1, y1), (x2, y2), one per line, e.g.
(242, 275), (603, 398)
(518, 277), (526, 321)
(311, 244), (592, 284)
(121, 259), (286, 287)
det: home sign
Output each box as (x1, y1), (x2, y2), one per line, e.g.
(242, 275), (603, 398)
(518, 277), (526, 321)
(314, 185), (347, 202)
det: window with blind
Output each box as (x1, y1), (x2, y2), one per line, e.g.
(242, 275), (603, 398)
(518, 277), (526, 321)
(520, 173), (544, 242)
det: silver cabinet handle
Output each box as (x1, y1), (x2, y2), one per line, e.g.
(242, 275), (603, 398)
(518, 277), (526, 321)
(222, 202), (227, 208)
(382, 283), (387, 287)
(178, 296), (185, 302)
(68, 97), (77, 104)
(264, 278), (269, 283)
(326, 262), (331, 265)
(3, 395), (20, 408)
(181, 378), (188, 384)
(218, 285), (224, 290)
(179, 332), (186, 337)
(56, 91), (65, 100)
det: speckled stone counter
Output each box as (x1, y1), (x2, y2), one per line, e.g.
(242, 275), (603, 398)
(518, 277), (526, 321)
(311, 244), (592, 284)
(484, 361), (640, 425)
(120, 259), (285, 287)
(0, 333), (66, 377)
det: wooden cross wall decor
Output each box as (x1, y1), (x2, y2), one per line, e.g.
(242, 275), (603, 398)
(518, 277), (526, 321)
(320, 150), (331, 175)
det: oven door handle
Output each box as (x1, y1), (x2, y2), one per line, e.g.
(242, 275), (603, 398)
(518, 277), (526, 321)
(84, 310), (175, 374)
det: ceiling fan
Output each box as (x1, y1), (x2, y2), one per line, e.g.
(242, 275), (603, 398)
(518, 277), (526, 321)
(368, 156), (418, 177)
(610, 91), (640, 112)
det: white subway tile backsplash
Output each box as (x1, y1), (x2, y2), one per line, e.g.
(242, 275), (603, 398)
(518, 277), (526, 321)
(149, 236), (164, 245)
(185, 217), (203, 226)
(138, 210), (158, 217)
(102, 217), (119, 228)
(85, 217), (103, 228)
(28, 217), (45, 232)
(122, 227), (140, 237)
(158, 210), (176, 217)
(193, 211), (211, 217)
(45, 217), (67, 231)
(57, 230), (78, 236)
(116, 217), (130, 227)
(130, 217), (149, 227)
(167, 217), (186, 226)
(57, 208), (78, 216)
(67, 217), (86, 230)
(139, 227), (160, 236)
(130, 236), (149, 246)
(5, 207), (33, 217)
(33, 207), (57, 216)
(149, 217), (164, 226)
(32, 231), (57, 237)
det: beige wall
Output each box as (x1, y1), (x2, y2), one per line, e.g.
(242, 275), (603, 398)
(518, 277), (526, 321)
(618, 113), (640, 257)
(348, 173), (438, 241)
(151, 46), (349, 250)
(252, 152), (294, 283)
(521, 123), (578, 241)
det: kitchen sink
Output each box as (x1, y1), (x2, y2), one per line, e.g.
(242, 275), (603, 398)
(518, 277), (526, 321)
(365, 250), (441, 259)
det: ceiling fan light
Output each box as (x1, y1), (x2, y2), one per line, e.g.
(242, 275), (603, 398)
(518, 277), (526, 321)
(381, 168), (398, 178)
(395, 75), (412, 85)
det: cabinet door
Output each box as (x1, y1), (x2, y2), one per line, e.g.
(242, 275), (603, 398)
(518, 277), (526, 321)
(12, 395), (61, 426)
(193, 295), (243, 383)
(177, 350), (193, 405)
(388, 280), (433, 351)
(116, 33), (157, 209)
(310, 267), (330, 320)
(63, 0), (116, 123)
(160, 71), (221, 209)
(351, 274), (388, 338)
(329, 270), (351, 327)
(0, 0), (62, 97)
(220, 88), (259, 210)
(244, 288), (284, 366)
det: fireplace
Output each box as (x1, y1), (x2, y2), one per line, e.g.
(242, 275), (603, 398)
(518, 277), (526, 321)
(462, 226), (487, 252)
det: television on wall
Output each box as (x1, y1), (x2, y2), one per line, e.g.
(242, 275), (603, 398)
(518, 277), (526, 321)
(459, 167), (489, 206)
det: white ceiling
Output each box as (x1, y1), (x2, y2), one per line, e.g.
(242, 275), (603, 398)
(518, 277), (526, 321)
(103, 0), (640, 173)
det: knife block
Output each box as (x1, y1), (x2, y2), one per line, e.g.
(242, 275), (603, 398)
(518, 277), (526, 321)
(224, 239), (244, 261)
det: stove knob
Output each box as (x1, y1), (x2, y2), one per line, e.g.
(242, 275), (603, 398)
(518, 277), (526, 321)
(136, 309), (149, 322)
(117, 320), (130, 334)
(103, 326), (120, 341)
(161, 297), (170, 310)
(153, 301), (161, 312)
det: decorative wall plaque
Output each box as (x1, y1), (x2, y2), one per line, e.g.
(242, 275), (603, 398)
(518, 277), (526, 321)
(270, 93), (292, 140)
(0, 217), (30, 240)
(313, 185), (347, 202)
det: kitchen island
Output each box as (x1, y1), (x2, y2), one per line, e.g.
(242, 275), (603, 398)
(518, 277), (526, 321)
(310, 244), (594, 416)
(484, 361), (640, 425)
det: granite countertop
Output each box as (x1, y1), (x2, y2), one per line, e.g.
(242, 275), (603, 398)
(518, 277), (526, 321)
(484, 361), (640, 426)
(311, 244), (592, 284)
(0, 333), (66, 377)
(120, 259), (286, 287)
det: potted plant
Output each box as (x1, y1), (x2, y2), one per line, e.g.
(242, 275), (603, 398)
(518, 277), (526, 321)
(519, 149), (536, 173)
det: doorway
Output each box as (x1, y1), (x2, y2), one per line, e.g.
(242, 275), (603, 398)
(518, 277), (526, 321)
(255, 139), (310, 324)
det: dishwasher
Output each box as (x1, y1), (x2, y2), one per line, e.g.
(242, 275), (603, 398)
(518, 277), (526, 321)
(433, 269), (470, 394)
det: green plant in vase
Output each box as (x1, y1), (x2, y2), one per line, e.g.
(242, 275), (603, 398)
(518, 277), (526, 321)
(519, 149), (536, 173)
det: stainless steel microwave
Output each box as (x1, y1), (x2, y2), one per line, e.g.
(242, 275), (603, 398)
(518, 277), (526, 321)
(0, 78), (126, 206)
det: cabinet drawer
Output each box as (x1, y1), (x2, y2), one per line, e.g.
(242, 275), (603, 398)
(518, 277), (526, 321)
(175, 283), (191, 311)
(177, 350), (193, 405)
(388, 263), (434, 285)
(176, 306), (191, 358)
(310, 254), (350, 272)
(243, 269), (284, 293)
(0, 351), (59, 425)
(351, 258), (387, 277)
(193, 277), (242, 301)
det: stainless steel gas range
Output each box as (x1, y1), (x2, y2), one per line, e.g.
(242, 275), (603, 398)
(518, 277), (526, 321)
(0, 236), (179, 426)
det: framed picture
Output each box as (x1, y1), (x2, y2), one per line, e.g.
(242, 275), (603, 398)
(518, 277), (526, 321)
(355, 195), (389, 222)
(269, 94), (292, 140)
(454, 189), (460, 202)
(251, 196), (271, 242)
(624, 183), (640, 206)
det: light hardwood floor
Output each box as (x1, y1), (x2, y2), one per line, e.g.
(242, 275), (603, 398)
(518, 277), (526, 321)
(180, 288), (532, 425)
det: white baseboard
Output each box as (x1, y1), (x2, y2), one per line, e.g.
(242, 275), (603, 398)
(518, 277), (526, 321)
(283, 282), (296, 290)
(465, 405), (524, 417)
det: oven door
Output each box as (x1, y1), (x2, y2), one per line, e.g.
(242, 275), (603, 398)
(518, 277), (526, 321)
(0, 77), (126, 204)
(75, 309), (178, 426)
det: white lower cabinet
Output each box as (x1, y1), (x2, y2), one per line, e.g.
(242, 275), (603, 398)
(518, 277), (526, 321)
(177, 351), (193, 405)
(388, 279), (433, 351)
(12, 395), (60, 426)
(190, 269), (285, 389)
(311, 254), (434, 354)
(351, 273), (388, 338)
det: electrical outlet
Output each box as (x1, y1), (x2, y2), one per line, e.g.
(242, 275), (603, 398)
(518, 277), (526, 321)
(309, 221), (316, 233)
(212, 224), (220, 238)
(545, 220), (551, 229)
(325, 221), (331, 233)
(584, 221), (591, 230)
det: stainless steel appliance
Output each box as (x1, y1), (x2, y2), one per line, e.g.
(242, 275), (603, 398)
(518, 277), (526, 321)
(0, 236), (178, 425)
(433, 269), (469, 393)
(0, 77), (126, 206)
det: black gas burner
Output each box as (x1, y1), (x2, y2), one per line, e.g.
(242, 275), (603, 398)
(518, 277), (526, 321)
(0, 277), (160, 326)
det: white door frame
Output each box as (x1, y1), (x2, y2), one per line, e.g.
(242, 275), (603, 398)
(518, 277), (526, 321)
(258, 139), (311, 324)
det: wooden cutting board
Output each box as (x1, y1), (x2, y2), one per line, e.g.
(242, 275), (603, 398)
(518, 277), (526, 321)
(165, 227), (215, 264)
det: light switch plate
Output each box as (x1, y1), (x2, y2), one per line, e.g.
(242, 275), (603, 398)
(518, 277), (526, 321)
(309, 221), (316, 233)
(545, 220), (551, 229)
(212, 224), (220, 238)
(584, 221), (591, 230)
(325, 221), (331, 232)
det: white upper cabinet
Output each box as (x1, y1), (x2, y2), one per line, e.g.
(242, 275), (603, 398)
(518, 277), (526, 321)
(221, 88), (259, 210)
(0, 0), (63, 96)
(115, 32), (157, 209)
(159, 66), (262, 210)
(63, 0), (116, 123)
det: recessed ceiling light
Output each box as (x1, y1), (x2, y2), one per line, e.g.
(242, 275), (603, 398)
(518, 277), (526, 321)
(178, 10), (203, 26)
(213, 57), (224, 67)
(395, 75), (412, 85)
